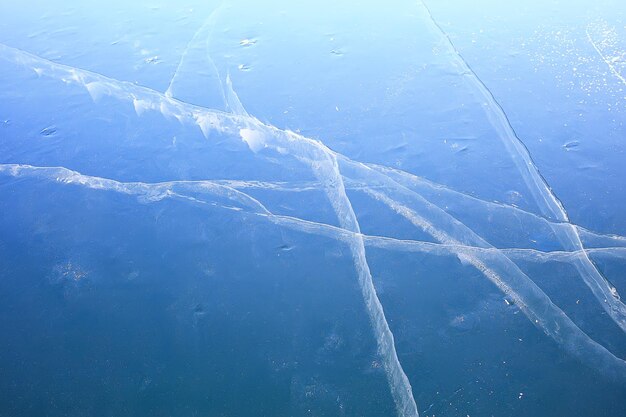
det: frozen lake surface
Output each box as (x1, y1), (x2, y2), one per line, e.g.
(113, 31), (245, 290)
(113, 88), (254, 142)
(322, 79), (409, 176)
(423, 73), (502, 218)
(1, 1), (625, 416)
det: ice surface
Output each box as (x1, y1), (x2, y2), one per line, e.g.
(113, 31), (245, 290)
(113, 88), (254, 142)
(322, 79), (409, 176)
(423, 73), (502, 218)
(1, 1), (625, 416)
(586, 20), (626, 87)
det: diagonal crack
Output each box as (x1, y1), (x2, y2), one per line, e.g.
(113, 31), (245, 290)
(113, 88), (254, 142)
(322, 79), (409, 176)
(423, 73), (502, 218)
(417, 0), (626, 333)
(3, 40), (625, 379)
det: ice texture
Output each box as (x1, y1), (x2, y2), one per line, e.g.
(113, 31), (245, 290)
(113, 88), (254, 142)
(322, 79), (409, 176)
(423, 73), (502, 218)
(1, 1), (625, 416)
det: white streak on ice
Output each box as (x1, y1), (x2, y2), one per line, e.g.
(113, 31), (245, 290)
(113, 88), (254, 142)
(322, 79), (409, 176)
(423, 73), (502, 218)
(207, 175), (626, 249)
(361, 186), (626, 380)
(0, 164), (271, 215)
(416, 1), (626, 334)
(586, 26), (626, 86)
(4, 162), (625, 264)
(309, 152), (420, 417)
(359, 165), (626, 249)
(225, 72), (250, 117)
(2, 43), (625, 381)
(164, 4), (226, 98)
(3, 162), (626, 383)
(239, 128), (266, 152)
(0, 41), (422, 412)
(219, 71), (420, 415)
(0, 161), (421, 417)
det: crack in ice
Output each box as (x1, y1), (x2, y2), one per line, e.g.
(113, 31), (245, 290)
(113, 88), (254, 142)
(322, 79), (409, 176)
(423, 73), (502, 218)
(2, 42), (626, 384)
(416, 0), (626, 333)
(3, 162), (626, 382)
(165, 4), (226, 99)
(585, 25), (626, 87)
(2, 163), (625, 263)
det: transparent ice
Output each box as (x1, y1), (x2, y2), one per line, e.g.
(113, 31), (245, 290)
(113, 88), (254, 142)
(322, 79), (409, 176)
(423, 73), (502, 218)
(0, 1), (625, 416)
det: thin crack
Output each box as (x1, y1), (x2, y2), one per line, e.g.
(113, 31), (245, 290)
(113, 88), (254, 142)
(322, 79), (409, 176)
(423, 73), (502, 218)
(417, 0), (626, 332)
(585, 26), (626, 87)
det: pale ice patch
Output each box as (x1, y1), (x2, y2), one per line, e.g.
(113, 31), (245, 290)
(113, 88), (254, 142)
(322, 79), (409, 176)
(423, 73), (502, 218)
(239, 128), (266, 152)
